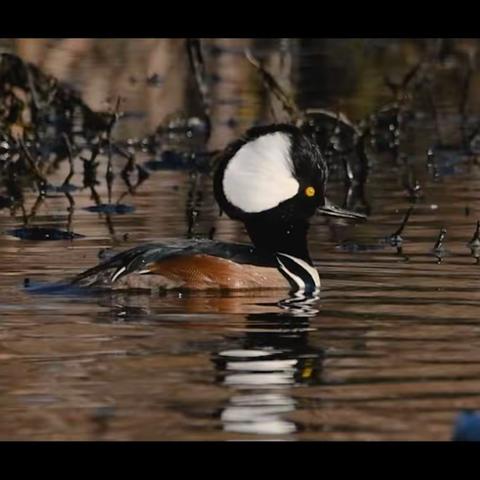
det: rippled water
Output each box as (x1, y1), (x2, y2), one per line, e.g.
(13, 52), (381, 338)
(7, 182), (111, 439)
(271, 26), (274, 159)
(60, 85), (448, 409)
(1, 39), (480, 440)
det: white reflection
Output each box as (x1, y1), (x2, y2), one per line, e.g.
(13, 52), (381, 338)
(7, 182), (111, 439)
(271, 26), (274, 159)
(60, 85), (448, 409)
(224, 371), (295, 387)
(219, 349), (298, 434)
(221, 394), (296, 435)
(213, 293), (323, 437)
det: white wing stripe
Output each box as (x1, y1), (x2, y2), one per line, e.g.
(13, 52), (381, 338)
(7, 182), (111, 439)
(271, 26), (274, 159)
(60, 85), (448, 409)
(111, 266), (126, 282)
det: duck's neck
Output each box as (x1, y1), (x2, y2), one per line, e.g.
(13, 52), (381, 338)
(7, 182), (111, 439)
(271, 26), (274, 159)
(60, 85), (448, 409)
(244, 217), (312, 264)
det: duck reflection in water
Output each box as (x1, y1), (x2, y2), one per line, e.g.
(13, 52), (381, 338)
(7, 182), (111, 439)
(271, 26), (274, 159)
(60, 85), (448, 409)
(89, 289), (325, 437)
(211, 292), (324, 436)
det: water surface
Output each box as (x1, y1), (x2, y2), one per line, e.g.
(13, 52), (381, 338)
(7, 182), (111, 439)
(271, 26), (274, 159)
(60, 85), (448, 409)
(1, 38), (480, 440)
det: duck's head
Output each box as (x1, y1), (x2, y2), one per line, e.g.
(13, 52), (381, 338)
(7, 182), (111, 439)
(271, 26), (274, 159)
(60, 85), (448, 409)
(214, 124), (364, 263)
(214, 124), (363, 223)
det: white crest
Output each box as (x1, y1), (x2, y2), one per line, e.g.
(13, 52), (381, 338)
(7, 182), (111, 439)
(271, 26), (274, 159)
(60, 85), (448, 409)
(223, 132), (299, 213)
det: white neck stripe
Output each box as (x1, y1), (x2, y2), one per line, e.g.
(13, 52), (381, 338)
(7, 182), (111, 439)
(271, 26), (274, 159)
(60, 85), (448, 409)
(276, 252), (320, 288)
(277, 257), (306, 291)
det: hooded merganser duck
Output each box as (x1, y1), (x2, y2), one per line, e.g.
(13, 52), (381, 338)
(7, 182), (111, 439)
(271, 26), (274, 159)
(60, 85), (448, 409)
(71, 124), (365, 293)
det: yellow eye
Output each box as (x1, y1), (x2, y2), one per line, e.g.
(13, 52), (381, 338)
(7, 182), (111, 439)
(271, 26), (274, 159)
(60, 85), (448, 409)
(305, 186), (315, 197)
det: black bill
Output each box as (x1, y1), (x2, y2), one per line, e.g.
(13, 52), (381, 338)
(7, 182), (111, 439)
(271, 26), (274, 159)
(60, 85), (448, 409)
(317, 198), (367, 221)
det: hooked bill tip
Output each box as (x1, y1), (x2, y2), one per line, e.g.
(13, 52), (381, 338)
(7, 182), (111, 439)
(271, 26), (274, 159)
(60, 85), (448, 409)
(317, 198), (367, 221)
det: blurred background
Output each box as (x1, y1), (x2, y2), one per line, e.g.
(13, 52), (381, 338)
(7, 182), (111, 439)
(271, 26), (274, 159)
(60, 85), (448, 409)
(2, 38), (479, 149)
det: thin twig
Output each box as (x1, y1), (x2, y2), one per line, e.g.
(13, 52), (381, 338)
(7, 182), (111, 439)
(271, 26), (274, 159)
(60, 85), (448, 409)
(245, 49), (303, 123)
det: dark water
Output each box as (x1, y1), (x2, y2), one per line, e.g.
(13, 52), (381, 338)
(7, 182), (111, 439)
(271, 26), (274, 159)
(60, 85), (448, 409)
(1, 38), (480, 440)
